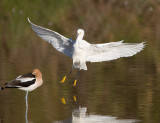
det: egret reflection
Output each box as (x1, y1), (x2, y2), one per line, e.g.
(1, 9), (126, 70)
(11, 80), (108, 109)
(73, 95), (77, 102)
(60, 95), (78, 111)
(58, 96), (139, 123)
(61, 97), (67, 105)
(54, 107), (139, 123)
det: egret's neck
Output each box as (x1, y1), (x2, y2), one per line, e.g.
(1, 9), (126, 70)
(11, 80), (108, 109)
(76, 34), (84, 43)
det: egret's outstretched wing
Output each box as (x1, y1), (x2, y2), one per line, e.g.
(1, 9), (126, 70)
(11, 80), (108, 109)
(28, 18), (74, 58)
(86, 41), (145, 62)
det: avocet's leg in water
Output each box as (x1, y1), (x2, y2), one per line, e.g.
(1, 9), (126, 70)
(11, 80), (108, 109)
(73, 69), (80, 86)
(25, 91), (29, 123)
(60, 66), (73, 83)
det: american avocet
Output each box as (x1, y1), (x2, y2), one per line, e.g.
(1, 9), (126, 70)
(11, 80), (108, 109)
(1, 69), (43, 91)
(0, 68), (43, 106)
(28, 18), (145, 86)
(0, 68), (43, 102)
(0, 69), (43, 122)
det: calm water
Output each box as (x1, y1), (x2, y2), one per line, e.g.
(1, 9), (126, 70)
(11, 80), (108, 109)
(0, 34), (159, 123)
(0, 0), (160, 123)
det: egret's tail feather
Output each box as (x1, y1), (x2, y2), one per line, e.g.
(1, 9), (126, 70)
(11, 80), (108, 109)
(80, 63), (87, 70)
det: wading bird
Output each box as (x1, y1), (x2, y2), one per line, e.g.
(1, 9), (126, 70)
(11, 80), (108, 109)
(0, 69), (43, 110)
(28, 18), (145, 86)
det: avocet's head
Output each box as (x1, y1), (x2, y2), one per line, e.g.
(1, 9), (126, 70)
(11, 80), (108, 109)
(32, 69), (43, 86)
(32, 69), (42, 78)
(76, 29), (84, 40)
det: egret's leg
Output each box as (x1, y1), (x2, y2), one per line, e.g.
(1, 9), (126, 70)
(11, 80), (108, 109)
(60, 66), (73, 83)
(73, 69), (80, 86)
(25, 91), (29, 123)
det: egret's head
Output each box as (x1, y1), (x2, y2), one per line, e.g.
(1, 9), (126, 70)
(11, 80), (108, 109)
(77, 29), (84, 35)
(76, 29), (84, 40)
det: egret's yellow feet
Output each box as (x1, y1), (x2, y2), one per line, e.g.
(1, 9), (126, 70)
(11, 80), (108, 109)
(61, 97), (66, 104)
(60, 76), (67, 83)
(73, 95), (77, 102)
(73, 80), (77, 86)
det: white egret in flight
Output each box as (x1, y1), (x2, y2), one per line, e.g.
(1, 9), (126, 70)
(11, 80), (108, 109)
(28, 18), (145, 86)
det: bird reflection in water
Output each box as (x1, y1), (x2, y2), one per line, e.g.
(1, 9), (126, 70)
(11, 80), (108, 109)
(72, 107), (139, 123)
(61, 95), (77, 105)
(60, 95), (78, 112)
(57, 96), (139, 123)
(61, 97), (67, 105)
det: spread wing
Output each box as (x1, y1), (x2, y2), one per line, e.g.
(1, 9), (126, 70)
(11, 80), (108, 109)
(86, 40), (145, 62)
(28, 18), (74, 58)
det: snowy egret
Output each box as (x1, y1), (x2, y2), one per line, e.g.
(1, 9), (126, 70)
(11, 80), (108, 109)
(28, 18), (145, 86)
(0, 69), (43, 122)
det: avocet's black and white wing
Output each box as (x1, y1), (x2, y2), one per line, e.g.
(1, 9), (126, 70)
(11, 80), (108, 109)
(86, 40), (145, 62)
(28, 18), (74, 58)
(5, 73), (36, 88)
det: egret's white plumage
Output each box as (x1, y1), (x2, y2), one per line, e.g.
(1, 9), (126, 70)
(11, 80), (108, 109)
(28, 18), (74, 58)
(28, 18), (145, 86)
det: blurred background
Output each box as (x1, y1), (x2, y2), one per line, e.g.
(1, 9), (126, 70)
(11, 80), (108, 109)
(0, 0), (160, 123)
